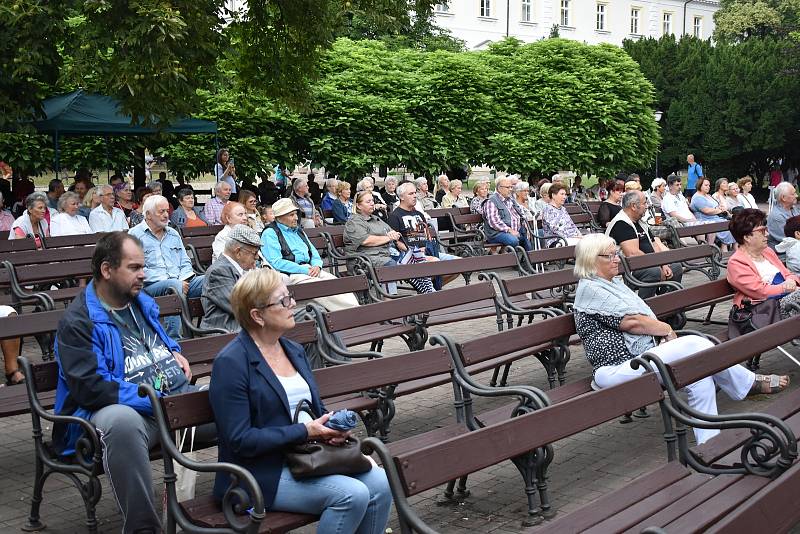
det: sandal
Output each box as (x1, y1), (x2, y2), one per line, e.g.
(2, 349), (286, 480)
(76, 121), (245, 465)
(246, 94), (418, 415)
(749, 374), (789, 395)
(6, 371), (25, 386)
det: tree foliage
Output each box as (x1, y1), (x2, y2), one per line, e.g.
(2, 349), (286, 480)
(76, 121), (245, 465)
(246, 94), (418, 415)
(624, 35), (800, 182)
(714, 0), (800, 41)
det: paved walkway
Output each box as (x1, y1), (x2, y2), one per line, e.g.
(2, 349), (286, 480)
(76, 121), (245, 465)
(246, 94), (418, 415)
(2, 267), (799, 533)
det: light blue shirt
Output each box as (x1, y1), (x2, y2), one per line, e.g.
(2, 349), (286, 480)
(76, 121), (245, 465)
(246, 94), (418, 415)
(128, 221), (194, 283)
(768, 204), (800, 247)
(687, 162), (703, 190)
(261, 222), (323, 275)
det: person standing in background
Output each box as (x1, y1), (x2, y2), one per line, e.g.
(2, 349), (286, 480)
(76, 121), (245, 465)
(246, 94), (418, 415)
(686, 154), (703, 198)
(215, 149), (237, 194)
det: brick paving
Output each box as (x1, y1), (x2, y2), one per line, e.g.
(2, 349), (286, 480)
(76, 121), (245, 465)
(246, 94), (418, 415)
(2, 267), (799, 533)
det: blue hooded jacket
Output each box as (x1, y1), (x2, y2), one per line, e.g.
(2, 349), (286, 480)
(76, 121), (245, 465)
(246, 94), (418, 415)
(53, 281), (180, 455)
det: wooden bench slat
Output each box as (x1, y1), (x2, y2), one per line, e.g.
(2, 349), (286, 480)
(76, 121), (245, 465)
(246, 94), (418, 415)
(583, 472), (716, 534)
(397, 374), (663, 496)
(662, 474), (770, 532)
(618, 473), (742, 534)
(624, 244), (716, 271)
(525, 246), (576, 265)
(502, 268), (577, 296)
(526, 462), (692, 533)
(179, 496), (317, 532)
(374, 255), (517, 283)
(676, 221), (731, 238)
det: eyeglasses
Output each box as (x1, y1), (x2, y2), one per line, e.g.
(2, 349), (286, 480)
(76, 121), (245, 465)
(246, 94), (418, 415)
(262, 294), (295, 309)
(496, 185), (511, 190)
(751, 226), (768, 235)
(597, 249), (621, 261)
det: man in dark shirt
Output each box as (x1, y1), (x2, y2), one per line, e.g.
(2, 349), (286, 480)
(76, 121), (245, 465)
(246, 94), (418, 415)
(54, 232), (197, 533)
(388, 182), (460, 261)
(607, 190), (683, 299)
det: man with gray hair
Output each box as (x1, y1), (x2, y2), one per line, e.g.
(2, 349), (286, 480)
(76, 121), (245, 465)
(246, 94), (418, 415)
(129, 195), (204, 338)
(768, 182), (800, 248)
(202, 181), (232, 225)
(201, 224), (261, 332)
(89, 184), (128, 232)
(483, 176), (532, 251)
(607, 190), (682, 299)
(290, 176), (321, 228)
(320, 177), (339, 214)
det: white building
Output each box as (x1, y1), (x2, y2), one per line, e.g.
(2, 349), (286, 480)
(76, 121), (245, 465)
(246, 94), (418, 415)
(434, 0), (720, 49)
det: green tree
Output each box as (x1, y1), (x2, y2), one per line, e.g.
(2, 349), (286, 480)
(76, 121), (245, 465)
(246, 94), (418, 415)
(714, 0), (800, 41)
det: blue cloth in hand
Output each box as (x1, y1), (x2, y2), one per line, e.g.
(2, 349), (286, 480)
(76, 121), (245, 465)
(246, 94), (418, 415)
(324, 410), (358, 431)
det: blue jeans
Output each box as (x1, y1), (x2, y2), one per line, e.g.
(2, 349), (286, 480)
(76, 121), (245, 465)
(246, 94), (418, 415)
(487, 226), (533, 251)
(143, 276), (205, 339)
(271, 464), (392, 534)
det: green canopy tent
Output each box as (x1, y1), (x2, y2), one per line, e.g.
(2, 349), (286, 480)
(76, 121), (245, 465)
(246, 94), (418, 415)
(24, 89), (217, 180)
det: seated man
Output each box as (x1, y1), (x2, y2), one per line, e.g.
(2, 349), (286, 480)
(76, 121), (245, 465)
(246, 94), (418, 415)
(608, 190), (683, 299)
(88, 184), (128, 232)
(777, 215), (800, 275)
(261, 198), (358, 311)
(661, 174), (700, 226)
(201, 181), (232, 226)
(200, 225), (261, 332)
(482, 176), (533, 251)
(768, 182), (800, 249)
(129, 195), (204, 339)
(54, 232), (196, 534)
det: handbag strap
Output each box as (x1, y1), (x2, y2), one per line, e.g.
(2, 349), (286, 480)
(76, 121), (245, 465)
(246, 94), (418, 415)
(292, 398), (319, 424)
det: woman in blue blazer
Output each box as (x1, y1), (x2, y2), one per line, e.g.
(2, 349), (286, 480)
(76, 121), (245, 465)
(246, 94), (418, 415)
(209, 269), (391, 533)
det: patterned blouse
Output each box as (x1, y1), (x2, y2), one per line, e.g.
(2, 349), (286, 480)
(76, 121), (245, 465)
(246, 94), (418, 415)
(541, 203), (581, 240)
(574, 312), (635, 373)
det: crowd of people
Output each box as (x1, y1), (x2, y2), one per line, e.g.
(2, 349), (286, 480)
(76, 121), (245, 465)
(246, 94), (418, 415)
(2, 154), (799, 533)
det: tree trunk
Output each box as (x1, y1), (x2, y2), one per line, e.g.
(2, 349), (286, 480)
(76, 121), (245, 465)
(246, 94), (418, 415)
(133, 146), (146, 189)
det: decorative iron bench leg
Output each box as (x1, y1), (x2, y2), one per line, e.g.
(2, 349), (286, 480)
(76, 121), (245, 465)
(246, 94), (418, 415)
(22, 455), (46, 532)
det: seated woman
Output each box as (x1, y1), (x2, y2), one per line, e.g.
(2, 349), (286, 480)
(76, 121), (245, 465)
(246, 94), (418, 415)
(128, 187), (154, 227)
(331, 181), (353, 224)
(50, 191), (92, 236)
(649, 178), (666, 211)
(573, 234), (788, 445)
(79, 187), (101, 219)
(736, 176), (758, 210)
(541, 184), (582, 246)
(113, 182), (136, 218)
(378, 176), (399, 212)
(441, 179), (468, 209)
(727, 209), (800, 319)
(212, 201), (248, 262)
(344, 191), (434, 294)
(357, 178), (388, 221)
(238, 189), (265, 234)
(777, 215), (800, 275)
(690, 177), (736, 252)
(10, 192), (49, 248)
(170, 187), (207, 229)
(469, 181), (490, 215)
(596, 181), (624, 229)
(209, 269), (392, 532)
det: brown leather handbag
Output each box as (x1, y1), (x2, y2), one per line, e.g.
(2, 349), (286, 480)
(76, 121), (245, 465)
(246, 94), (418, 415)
(285, 400), (372, 479)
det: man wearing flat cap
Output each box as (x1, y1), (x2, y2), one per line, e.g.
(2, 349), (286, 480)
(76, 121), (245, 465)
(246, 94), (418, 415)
(200, 224), (262, 332)
(261, 198), (358, 311)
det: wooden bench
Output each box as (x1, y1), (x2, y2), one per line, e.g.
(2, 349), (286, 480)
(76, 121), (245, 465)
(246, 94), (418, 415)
(0, 232), (104, 254)
(180, 224), (223, 238)
(620, 244), (721, 299)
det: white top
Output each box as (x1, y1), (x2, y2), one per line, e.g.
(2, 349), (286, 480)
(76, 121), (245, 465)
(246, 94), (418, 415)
(737, 193), (758, 210)
(89, 205), (128, 232)
(215, 163), (237, 193)
(661, 192), (695, 221)
(50, 212), (92, 236)
(753, 257), (781, 285)
(211, 225), (232, 262)
(276, 372), (313, 424)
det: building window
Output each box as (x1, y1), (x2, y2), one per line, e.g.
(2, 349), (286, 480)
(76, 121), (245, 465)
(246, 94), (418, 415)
(630, 8), (640, 34)
(561, 0), (571, 26)
(521, 0), (533, 22)
(693, 16), (703, 38)
(434, 3), (449, 13)
(480, 0), (491, 17)
(596, 4), (607, 31)
(663, 12), (673, 35)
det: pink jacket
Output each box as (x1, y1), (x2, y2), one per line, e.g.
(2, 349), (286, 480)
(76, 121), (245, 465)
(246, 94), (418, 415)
(727, 247), (800, 307)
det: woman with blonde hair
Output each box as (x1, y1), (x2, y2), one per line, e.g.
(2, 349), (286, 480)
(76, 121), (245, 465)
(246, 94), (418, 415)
(238, 189), (264, 233)
(470, 181), (490, 215)
(441, 179), (468, 208)
(209, 268), (392, 532)
(79, 186), (101, 219)
(332, 181), (354, 223)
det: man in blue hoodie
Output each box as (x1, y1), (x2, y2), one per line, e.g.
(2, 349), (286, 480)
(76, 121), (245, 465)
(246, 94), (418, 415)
(54, 232), (193, 534)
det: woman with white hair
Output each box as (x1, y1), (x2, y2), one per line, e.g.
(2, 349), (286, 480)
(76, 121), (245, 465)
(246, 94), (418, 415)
(415, 177), (438, 211)
(10, 192), (49, 246)
(573, 234), (787, 445)
(50, 191), (92, 236)
(357, 178), (388, 220)
(441, 179), (468, 209)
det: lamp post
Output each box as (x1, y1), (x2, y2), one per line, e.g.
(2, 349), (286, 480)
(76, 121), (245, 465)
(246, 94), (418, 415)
(654, 110), (663, 179)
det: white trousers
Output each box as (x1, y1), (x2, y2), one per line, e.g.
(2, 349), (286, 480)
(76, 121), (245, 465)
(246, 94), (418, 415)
(287, 270), (360, 312)
(594, 335), (755, 444)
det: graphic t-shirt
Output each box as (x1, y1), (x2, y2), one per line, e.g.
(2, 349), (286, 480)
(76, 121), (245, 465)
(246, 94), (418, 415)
(388, 207), (430, 249)
(105, 302), (189, 394)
